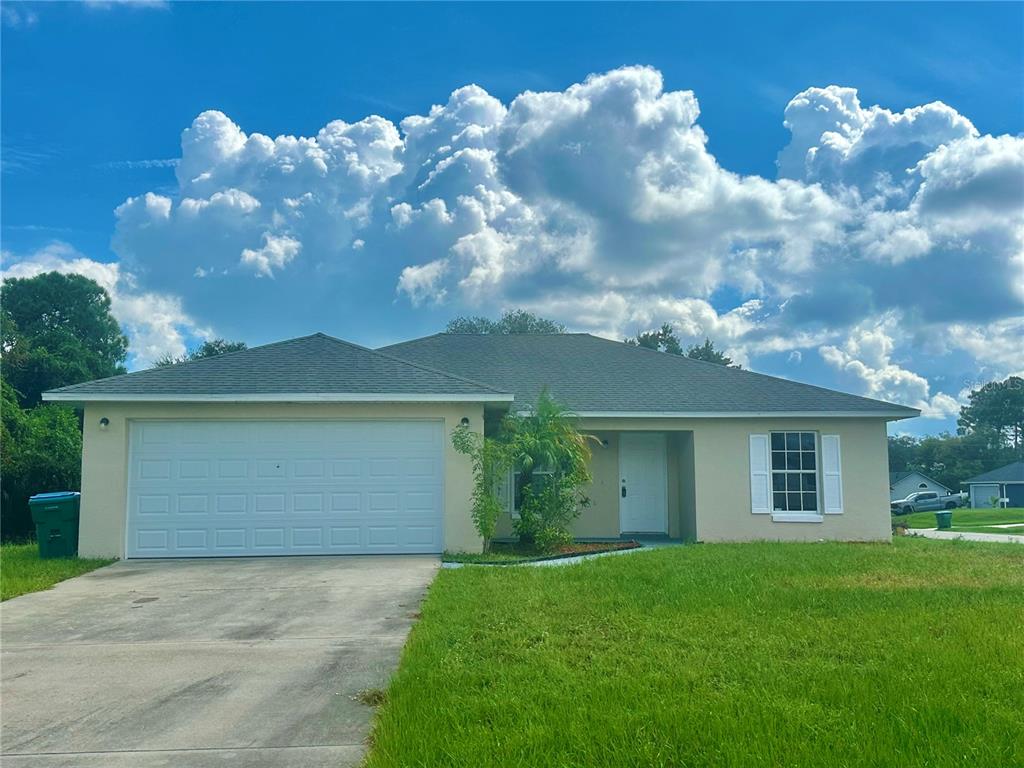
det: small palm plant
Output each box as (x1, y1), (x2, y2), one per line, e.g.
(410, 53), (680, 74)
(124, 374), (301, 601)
(502, 390), (598, 549)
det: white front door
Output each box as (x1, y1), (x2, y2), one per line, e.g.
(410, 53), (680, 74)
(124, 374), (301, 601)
(126, 419), (444, 558)
(619, 432), (668, 534)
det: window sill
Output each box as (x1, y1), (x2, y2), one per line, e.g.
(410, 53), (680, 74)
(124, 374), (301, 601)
(771, 512), (824, 523)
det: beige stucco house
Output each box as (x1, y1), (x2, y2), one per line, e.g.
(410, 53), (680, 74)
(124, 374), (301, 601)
(44, 332), (918, 559)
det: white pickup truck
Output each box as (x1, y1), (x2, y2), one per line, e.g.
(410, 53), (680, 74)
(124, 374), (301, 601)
(891, 490), (966, 515)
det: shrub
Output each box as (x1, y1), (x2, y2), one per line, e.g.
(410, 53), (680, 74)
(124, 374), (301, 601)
(450, 425), (511, 553)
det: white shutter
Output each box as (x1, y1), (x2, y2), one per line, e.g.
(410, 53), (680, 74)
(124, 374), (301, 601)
(821, 434), (843, 514)
(749, 434), (771, 514)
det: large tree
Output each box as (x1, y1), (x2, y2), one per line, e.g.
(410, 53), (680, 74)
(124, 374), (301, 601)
(1, 272), (128, 406)
(446, 310), (565, 335)
(957, 376), (1024, 452)
(153, 339), (248, 368)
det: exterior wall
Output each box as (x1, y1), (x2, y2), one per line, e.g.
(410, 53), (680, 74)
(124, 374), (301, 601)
(566, 416), (891, 542)
(890, 473), (950, 501)
(77, 402), (484, 558)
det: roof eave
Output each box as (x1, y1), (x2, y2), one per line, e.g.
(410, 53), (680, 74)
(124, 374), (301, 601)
(565, 409), (920, 420)
(41, 392), (514, 404)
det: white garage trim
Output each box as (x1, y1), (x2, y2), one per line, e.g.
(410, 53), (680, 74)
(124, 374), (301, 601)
(125, 419), (445, 558)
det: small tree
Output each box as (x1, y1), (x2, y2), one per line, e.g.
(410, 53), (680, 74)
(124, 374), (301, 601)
(450, 425), (511, 553)
(502, 390), (596, 550)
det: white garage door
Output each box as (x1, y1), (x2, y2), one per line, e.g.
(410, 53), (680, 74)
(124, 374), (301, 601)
(126, 420), (444, 558)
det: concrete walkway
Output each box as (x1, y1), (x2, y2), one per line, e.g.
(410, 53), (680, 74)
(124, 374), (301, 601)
(0, 556), (438, 767)
(909, 528), (1024, 544)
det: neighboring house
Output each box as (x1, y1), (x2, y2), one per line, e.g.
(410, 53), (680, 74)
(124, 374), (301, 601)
(962, 461), (1024, 508)
(889, 471), (952, 501)
(43, 332), (918, 559)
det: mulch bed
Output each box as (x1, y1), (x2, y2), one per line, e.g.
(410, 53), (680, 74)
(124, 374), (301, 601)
(474, 540), (642, 565)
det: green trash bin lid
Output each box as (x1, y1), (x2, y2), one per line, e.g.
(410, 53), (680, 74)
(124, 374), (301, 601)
(29, 491), (80, 503)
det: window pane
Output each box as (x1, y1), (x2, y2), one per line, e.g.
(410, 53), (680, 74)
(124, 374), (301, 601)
(773, 474), (786, 491)
(771, 433), (785, 450)
(786, 433), (800, 451)
(787, 452), (801, 470)
(773, 492), (786, 511)
(788, 492), (802, 510)
(802, 451), (816, 470)
(803, 493), (818, 511)
(800, 432), (815, 451)
(772, 452), (786, 470)
(802, 474), (817, 491)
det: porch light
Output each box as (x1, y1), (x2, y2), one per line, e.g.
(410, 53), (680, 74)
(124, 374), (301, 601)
(460, 417), (470, 427)
(99, 417), (110, 431)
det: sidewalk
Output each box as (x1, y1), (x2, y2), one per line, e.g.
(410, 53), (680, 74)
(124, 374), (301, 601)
(909, 528), (1024, 544)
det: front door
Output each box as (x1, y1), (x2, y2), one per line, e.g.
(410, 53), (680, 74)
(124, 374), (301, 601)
(619, 432), (668, 534)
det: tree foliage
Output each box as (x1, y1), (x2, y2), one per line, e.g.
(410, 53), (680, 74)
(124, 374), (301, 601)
(446, 310), (566, 335)
(626, 323), (683, 355)
(685, 338), (738, 367)
(626, 324), (739, 368)
(451, 391), (596, 552)
(1, 272), (128, 406)
(957, 376), (1024, 451)
(153, 339), (248, 368)
(1, 380), (83, 541)
(450, 425), (512, 553)
(887, 431), (1016, 493)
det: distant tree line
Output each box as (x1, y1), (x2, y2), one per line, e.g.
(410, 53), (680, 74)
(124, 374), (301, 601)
(889, 376), (1023, 490)
(1, 272), (245, 541)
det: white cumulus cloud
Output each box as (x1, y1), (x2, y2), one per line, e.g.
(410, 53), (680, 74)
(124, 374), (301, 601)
(95, 66), (1023, 420)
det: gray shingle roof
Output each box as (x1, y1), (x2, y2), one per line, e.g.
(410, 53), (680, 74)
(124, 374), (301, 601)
(43, 333), (510, 400)
(963, 462), (1024, 485)
(889, 471), (950, 489)
(380, 333), (919, 417)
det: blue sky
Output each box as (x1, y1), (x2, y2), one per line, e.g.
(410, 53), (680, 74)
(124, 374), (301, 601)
(2, 1), (1022, 437)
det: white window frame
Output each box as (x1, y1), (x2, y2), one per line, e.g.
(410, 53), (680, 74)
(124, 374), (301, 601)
(506, 468), (555, 518)
(769, 430), (823, 523)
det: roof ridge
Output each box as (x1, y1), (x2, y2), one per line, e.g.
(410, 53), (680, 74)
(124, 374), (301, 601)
(580, 333), (917, 413)
(317, 332), (511, 395)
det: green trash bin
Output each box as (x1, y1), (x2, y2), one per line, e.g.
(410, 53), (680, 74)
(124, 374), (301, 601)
(935, 510), (953, 530)
(28, 492), (81, 559)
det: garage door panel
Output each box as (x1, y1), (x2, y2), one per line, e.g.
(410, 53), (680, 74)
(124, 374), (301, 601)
(127, 420), (444, 557)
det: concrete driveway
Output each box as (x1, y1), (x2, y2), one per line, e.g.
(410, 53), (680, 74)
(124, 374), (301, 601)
(0, 555), (439, 767)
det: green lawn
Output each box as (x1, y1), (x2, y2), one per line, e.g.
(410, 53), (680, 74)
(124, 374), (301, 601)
(904, 507), (1024, 534)
(366, 538), (1024, 768)
(1, 542), (115, 601)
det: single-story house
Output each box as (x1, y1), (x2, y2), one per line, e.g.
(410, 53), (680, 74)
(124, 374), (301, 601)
(889, 470), (952, 501)
(962, 461), (1024, 508)
(43, 332), (918, 559)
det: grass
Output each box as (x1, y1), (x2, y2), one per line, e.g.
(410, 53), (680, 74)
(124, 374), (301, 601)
(1, 542), (115, 601)
(366, 538), (1024, 768)
(903, 507), (1024, 534)
(443, 540), (640, 564)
